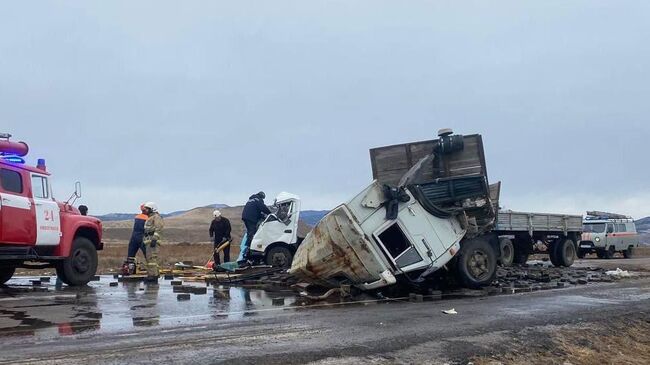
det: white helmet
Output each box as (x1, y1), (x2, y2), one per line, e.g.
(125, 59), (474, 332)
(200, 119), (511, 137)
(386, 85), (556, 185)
(143, 202), (158, 212)
(213, 210), (221, 218)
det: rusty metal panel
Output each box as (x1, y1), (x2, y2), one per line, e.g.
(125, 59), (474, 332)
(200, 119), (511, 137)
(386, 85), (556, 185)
(289, 205), (388, 288)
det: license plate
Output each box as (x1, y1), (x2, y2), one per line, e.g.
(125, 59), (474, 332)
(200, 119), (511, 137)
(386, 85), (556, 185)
(580, 245), (592, 249)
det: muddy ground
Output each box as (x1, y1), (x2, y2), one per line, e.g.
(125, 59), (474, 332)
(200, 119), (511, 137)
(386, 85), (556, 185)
(2, 257), (650, 364)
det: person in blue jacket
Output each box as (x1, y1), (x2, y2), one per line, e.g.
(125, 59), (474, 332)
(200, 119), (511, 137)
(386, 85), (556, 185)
(122, 204), (149, 275)
(241, 192), (271, 262)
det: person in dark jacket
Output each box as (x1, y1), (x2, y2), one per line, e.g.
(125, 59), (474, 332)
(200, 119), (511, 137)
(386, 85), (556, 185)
(241, 192), (271, 261)
(209, 210), (232, 265)
(122, 204), (148, 275)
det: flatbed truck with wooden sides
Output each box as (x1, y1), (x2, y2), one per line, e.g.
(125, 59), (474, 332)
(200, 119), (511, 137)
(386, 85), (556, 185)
(290, 129), (582, 290)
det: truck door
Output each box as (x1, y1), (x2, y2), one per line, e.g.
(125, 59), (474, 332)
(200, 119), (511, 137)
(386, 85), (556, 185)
(30, 174), (61, 245)
(373, 201), (461, 273)
(0, 167), (36, 244)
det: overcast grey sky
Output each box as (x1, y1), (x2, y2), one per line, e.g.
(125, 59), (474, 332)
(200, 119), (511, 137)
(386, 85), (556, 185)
(1, 1), (649, 217)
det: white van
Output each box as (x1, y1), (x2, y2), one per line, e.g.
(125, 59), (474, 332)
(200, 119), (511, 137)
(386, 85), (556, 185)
(580, 211), (639, 259)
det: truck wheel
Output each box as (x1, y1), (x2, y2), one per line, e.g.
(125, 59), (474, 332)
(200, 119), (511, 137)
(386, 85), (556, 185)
(265, 246), (293, 268)
(498, 238), (514, 267)
(0, 266), (16, 285)
(513, 249), (529, 265)
(549, 242), (560, 267)
(56, 237), (98, 286)
(512, 239), (530, 265)
(553, 238), (576, 267)
(457, 238), (497, 289)
(602, 246), (615, 260)
(623, 247), (634, 259)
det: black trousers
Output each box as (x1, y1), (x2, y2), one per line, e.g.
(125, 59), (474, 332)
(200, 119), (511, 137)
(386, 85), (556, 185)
(214, 241), (230, 264)
(127, 236), (146, 259)
(243, 219), (259, 260)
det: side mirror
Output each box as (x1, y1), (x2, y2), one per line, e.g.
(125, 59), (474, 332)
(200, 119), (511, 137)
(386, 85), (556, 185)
(75, 181), (82, 198)
(65, 181), (82, 207)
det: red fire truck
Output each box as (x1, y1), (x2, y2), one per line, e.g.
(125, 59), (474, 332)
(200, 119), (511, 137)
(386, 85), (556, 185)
(0, 133), (103, 286)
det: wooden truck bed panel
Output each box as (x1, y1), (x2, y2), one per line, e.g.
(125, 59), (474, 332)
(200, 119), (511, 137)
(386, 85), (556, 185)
(370, 134), (487, 186)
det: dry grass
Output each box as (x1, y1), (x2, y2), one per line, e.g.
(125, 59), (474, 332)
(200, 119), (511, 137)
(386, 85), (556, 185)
(474, 315), (650, 365)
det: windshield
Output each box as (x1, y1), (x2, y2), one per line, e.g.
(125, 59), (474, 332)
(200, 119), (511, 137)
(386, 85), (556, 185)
(583, 223), (606, 233)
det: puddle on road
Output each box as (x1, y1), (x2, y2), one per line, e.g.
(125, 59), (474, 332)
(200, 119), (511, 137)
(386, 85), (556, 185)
(0, 276), (303, 339)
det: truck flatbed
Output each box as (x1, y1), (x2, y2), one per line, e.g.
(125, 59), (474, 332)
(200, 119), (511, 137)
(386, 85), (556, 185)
(495, 211), (583, 236)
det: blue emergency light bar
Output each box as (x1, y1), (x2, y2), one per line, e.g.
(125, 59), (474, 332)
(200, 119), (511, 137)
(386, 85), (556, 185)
(1, 155), (25, 164)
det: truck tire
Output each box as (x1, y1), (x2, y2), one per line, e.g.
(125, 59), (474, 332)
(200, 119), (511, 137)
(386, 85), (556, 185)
(56, 237), (98, 286)
(498, 238), (514, 267)
(549, 241), (560, 267)
(265, 246), (293, 268)
(553, 238), (576, 267)
(0, 266), (15, 285)
(512, 238), (530, 265)
(602, 246), (615, 260)
(624, 247), (634, 259)
(456, 238), (497, 289)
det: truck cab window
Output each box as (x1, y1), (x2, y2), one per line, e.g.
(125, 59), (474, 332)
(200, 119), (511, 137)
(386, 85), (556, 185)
(377, 223), (411, 258)
(32, 176), (49, 199)
(0, 168), (23, 194)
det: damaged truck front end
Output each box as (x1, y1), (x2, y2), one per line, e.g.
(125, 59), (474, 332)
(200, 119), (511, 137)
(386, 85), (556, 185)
(290, 181), (467, 290)
(290, 129), (504, 291)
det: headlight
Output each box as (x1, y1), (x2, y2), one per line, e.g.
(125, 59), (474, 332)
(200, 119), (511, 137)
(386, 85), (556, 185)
(595, 237), (601, 242)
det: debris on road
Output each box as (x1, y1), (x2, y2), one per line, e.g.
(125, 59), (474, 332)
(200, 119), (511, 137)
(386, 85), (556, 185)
(606, 268), (633, 279)
(442, 308), (458, 315)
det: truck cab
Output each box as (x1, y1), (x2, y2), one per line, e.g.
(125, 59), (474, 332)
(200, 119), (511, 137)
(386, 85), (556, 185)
(0, 134), (103, 286)
(249, 192), (304, 268)
(580, 211), (639, 259)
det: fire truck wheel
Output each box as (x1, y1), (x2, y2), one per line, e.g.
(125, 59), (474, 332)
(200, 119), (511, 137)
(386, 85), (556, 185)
(498, 238), (514, 267)
(553, 238), (576, 267)
(0, 266), (16, 285)
(624, 247), (634, 259)
(457, 238), (497, 289)
(56, 237), (98, 286)
(265, 246), (293, 268)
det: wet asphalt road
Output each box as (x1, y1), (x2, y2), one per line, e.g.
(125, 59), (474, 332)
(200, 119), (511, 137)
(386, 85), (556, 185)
(1, 262), (649, 364)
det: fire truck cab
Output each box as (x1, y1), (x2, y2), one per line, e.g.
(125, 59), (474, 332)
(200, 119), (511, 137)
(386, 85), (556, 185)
(0, 133), (103, 286)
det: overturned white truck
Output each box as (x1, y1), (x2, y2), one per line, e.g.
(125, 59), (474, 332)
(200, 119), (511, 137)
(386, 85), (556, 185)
(290, 130), (582, 290)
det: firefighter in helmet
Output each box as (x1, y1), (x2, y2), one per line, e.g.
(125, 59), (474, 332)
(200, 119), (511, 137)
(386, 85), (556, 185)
(142, 202), (164, 282)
